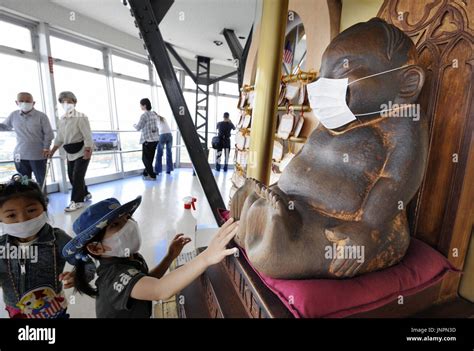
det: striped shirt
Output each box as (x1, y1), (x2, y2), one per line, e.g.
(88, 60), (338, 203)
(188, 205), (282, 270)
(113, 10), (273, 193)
(135, 111), (159, 144)
(0, 109), (54, 160)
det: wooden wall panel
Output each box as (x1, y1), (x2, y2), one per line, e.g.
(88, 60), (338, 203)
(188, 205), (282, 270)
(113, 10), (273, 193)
(378, 0), (473, 300)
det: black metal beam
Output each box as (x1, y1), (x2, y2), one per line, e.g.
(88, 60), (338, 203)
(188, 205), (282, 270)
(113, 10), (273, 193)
(223, 27), (253, 89)
(165, 42), (197, 82)
(129, 0), (226, 224)
(239, 26), (253, 88)
(208, 70), (238, 85)
(195, 56), (210, 147)
(223, 28), (243, 60)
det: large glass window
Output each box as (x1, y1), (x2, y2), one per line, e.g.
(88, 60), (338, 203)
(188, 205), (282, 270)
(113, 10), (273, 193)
(184, 75), (196, 91)
(50, 36), (103, 68)
(218, 80), (238, 96)
(0, 20), (32, 51)
(0, 53), (44, 118)
(122, 151), (143, 172)
(112, 55), (149, 80)
(87, 153), (117, 178)
(217, 96), (239, 126)
(114, 78), (153, 153)
(54, 66), (111, 130)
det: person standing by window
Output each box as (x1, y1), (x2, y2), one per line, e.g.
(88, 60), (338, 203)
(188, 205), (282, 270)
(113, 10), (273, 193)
(50, 91), (93, 212)
(134, 98), (159, 181)
(154, 114), (173, 175)
(215, 112), (235, 172)
(0, 92), (54, 189)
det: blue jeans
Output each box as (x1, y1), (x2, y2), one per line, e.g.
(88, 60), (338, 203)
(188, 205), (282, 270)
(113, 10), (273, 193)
(155, 133), (173, 174)
(15, 159), (47, 188)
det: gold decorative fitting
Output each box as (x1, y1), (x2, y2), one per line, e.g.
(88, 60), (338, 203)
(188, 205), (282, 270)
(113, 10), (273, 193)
(240, 84), (255, 93)
(278, 105), (311, 112)
(281, 70), (318, 84)
(298, 70), (318, 83)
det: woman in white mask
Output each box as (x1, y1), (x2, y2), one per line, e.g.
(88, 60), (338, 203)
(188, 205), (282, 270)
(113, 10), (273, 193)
(0, 175), (86, 318)
(49, 91), (94, 212)
(63, 196), (239, 318)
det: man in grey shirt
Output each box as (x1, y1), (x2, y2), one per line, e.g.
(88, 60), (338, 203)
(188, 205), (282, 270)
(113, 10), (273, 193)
(0, 92), (54, 188)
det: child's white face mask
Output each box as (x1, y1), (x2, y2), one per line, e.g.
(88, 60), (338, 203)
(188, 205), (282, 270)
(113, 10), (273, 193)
(0, 212), (48, 239)
(102, 219), (141, 258)
(307, 65), (410, 129)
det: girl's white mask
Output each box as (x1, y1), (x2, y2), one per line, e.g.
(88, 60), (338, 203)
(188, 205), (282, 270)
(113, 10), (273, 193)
(307, 65), (410, 129)
(0, 212), (48, 239)
(101, 219), (141, 258)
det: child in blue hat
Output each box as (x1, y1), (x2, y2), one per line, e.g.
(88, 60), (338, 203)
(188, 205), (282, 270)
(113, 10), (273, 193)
(63, 196), (238, 318)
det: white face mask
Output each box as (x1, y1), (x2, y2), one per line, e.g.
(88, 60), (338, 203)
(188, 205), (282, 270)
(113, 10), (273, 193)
(307, 65), (409, 129)
(101, 219), (141, 258)
(0, 212), (48, 239)
(18, 102), (34, 113)
(62, 103), (75, 114)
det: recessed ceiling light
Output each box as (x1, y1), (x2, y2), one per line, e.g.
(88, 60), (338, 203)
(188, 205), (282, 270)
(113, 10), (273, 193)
(239, 36), (245, 39)
(227, 58), (233, 61)
(214, 40), (223, 46)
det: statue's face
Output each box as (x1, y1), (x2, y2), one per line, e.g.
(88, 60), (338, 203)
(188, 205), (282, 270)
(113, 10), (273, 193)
(320, 27), (405, 124)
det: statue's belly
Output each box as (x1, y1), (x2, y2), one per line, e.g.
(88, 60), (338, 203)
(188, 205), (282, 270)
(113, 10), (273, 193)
(278, 127), (386, 218)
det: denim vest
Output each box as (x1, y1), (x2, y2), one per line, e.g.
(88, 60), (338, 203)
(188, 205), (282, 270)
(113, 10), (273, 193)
(0, 224), (72, 308)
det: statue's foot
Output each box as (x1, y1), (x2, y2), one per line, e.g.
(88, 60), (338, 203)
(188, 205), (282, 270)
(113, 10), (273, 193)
(324, 226), (368, 278)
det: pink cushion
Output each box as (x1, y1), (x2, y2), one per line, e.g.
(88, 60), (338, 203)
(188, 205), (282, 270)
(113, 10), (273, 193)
(240, 238), (456, 318)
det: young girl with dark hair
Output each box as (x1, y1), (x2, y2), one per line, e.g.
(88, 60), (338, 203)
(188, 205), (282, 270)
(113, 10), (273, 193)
(0, 175), (93, 318)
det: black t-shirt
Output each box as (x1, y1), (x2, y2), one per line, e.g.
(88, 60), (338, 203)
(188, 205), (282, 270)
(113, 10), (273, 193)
(95, 254), (152, 318)
(217, 121), (235, 148)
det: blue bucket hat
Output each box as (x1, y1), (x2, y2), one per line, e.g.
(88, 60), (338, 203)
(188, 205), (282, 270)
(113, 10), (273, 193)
(62, 196), (142, 265)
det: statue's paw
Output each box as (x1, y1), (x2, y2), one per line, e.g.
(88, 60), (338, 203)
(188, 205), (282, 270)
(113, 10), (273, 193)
(325, 228), (365, 278)
(254, 184), (286, 212)
(329, 255), (365, 278)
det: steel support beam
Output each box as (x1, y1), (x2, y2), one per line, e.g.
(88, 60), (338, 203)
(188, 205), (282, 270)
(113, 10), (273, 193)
(128, 0), (226, 224)
(223, 27), (253, 89)
(195, 56), (210, 147)
(208, 70), (238, 85)
(165, 42), (197, 82)
(223, 28), (243, 60)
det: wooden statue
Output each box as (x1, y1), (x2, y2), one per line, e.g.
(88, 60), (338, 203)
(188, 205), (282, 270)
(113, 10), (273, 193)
(231, 18), (429, 279)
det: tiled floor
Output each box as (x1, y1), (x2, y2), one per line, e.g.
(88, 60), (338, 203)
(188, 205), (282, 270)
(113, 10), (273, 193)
(0, 168), (233, 318)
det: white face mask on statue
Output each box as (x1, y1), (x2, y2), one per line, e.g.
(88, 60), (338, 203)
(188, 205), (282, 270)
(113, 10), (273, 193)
(0, 212), (48, 239)
(101, 219), (141, 258)
(307, 65), (410, 129)
(19, 102), (34, 113)
(62, 103), (75, 114)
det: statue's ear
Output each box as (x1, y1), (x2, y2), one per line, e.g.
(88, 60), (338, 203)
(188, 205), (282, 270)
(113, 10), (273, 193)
(398, 65), (425, 101)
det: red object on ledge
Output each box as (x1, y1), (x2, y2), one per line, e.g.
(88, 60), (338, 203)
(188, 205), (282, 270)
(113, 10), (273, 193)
(239, 238), (457, 318)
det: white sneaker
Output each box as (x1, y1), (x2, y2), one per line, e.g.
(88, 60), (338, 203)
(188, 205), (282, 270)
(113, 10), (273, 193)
(65, 201), (84, 212)
(84, 193), (92, 202)
(142, 175), (156, 181)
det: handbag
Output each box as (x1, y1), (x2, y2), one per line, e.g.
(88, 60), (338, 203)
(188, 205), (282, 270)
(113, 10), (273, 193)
(63, 141), (84, 154)
(211, 136), (222, 149)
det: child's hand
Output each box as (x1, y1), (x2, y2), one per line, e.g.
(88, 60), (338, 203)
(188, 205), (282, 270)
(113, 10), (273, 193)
(201, 218), (239, 266)
(167, 234), (192, 259)
(59, 271), (75, 289)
